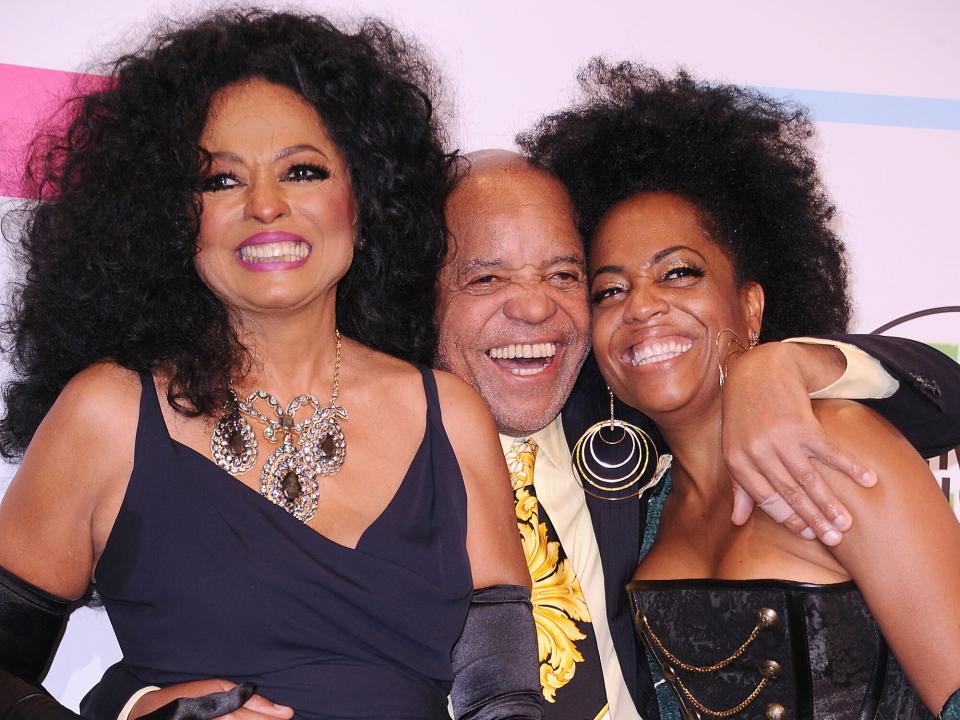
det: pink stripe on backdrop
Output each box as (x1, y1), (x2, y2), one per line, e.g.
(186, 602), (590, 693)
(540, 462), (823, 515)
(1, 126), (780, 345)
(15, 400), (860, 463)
(0, 63), (108, 199)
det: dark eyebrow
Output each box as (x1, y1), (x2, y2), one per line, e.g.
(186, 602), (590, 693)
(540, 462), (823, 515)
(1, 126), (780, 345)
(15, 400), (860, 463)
(591, 264), (624, 278)
(547, 254), (586, 269)
(591, 245), (706, 280)
(209, 150), (242, 163)
(207, 145), (331, 164)
(275, 144), (331, 161)
(458, 258), (504, 279)
(457, 254), (584, 280)
(652, 245), (705, 263)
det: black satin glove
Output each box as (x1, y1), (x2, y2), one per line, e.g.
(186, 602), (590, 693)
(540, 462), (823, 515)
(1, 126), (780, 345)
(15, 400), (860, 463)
(0, 563), (253, 720)
(450, 584), (542, 720)
(2, 673), (255, 720)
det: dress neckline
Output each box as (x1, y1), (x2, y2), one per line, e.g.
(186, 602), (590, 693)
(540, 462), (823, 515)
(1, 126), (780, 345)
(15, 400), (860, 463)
(169, 432), (428, 552)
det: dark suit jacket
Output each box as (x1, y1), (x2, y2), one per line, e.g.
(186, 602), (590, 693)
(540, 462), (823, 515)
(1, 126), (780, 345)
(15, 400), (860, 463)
(560, 335), (960, 719)
(84, 336), (960, 720)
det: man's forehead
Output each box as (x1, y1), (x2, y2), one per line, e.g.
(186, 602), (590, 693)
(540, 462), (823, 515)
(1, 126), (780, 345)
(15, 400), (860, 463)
(448, 178), (581, 246)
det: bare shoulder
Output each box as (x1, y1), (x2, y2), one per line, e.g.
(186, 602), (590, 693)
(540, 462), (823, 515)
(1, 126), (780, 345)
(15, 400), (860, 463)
(0, 362), (142, 597)
(812, 398), (924, 475)
(346, 344), (425, 406)
(29, 361), (142, 494)
(810, 397), (956, 563)
(431, 369), (496, 427)
(53, 361), (143, 430)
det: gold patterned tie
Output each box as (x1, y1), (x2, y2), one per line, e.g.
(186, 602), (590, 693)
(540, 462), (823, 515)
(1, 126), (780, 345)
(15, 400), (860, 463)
(506, 437), (593, 704)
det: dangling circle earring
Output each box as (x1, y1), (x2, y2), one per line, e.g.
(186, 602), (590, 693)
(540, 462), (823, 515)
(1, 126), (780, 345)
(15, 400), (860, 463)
(571, 389), (666, 501)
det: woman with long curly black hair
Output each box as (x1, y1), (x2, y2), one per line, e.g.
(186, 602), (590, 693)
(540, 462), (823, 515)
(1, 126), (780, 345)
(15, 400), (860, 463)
(0, 10), (540, 720)
(521, 61), (960, 718)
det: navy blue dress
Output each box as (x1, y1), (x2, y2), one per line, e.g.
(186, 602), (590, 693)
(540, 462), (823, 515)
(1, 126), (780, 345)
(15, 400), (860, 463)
(92, 368), (472, 720)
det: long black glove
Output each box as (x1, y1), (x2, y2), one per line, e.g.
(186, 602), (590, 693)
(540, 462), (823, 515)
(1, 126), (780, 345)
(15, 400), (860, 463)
(449, 584), (542, 720)
(0, 564), (252, 720)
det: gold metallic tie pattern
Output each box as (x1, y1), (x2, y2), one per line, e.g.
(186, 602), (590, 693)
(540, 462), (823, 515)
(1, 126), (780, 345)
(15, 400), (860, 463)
(507, 437), (593, 703)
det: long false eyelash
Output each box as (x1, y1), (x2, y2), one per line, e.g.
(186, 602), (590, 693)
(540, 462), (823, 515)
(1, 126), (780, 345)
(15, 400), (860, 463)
(199, 172), (240, 192)
(661, 262), (705, 281)
(285, 163), (331, 182)
(590, 283), (626, 304)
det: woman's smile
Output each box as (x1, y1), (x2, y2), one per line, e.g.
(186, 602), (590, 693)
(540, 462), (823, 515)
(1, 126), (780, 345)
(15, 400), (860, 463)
(621, 335), (694, 368)
(237, 231), (312, 271)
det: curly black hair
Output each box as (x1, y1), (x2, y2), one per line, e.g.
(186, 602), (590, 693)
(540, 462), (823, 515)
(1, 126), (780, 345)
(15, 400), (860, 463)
(518, 59), (851, 343)
(1, 9), (454, 457)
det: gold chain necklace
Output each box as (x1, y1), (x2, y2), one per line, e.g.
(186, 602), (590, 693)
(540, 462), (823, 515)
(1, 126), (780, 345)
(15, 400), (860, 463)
(211, 330), (348, 522)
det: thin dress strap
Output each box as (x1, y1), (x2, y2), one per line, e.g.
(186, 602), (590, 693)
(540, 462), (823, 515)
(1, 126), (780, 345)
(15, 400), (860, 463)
(415, 364), (443, 427)
(135, 371), (171, 443)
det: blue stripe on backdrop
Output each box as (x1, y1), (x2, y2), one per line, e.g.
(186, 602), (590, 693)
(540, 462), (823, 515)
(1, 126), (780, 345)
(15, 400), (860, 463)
(756, 87), (960, 130)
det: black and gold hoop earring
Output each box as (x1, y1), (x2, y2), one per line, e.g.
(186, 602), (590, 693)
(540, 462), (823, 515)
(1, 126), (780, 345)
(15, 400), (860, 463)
(571, 389), (667, 501)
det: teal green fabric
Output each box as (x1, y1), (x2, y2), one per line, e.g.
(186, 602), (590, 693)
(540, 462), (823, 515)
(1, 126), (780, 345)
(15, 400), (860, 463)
(636, 474), (680, 720)
(941, 689), (960, 719)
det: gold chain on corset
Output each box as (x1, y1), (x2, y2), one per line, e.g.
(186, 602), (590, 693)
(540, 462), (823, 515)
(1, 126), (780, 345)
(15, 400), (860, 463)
(638, 607), (782, 718)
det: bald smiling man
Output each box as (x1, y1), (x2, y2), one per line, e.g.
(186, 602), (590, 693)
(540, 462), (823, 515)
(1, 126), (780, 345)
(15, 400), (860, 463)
(434, 150), (960, 720)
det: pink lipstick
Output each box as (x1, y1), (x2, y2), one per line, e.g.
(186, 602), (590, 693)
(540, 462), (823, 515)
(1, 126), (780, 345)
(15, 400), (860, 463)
(236, 231), (311, 271)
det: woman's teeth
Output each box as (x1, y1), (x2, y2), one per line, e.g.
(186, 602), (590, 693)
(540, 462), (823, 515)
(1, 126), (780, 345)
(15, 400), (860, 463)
(239, 241), (310, 263)
(627, 340), (693, 366)
(487, 342), (557, 376)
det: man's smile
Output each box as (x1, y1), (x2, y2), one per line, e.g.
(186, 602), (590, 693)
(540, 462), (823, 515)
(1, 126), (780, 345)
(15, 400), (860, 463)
(486, 342), (559, 376)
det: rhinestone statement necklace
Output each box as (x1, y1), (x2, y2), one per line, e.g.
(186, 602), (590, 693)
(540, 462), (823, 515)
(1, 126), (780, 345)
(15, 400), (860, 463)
(211, 330), (347, 522)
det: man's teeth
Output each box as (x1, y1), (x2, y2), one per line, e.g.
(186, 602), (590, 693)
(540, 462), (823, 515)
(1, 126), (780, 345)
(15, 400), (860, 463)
(628, 340), (693, 366)
(487, 342), (557, 360)
(239, 241), (310, 263)
(487, 342), (557, 376)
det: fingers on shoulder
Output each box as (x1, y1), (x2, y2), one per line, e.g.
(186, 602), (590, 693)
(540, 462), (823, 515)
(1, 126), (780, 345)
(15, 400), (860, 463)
(810, 399), (947, 533)
(811, 399), (920, 475)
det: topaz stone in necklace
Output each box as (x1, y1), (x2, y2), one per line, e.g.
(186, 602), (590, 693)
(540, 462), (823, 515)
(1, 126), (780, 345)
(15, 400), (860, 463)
(209, 329), (348, 523)
(304, 406), (348, 476)
(261, 436), (321, 521)
(211, 409), (257, 475)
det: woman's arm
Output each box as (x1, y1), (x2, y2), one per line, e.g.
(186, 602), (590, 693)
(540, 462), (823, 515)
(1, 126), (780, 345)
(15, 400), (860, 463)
(0, 363), (140, 601)
(433, 370), (541, 720)
(434, 370), (530, 590)
(0, 365), (139, 719)
(813, 399), (960, 714)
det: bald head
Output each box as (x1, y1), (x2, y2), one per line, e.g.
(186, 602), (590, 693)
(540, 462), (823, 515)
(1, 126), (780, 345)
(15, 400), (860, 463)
(436, 149), (591, 436)
(445, 150), (578, 264)
(447, 150), (555, 216)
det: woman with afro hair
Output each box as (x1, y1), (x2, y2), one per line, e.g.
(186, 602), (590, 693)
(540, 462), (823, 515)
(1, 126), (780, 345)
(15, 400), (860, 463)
(0, 10), (541, 720)
(521, 61), (960, 719)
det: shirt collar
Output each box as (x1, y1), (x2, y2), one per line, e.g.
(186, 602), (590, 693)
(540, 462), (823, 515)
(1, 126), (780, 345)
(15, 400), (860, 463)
(499, 415), (569, 475)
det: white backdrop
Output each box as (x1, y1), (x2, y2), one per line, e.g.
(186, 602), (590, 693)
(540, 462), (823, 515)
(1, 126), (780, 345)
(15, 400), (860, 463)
(1, 0), (958, 710)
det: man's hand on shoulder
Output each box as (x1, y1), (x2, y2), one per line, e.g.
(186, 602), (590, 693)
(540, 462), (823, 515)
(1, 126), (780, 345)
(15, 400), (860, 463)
(721, 341), (877, 546)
